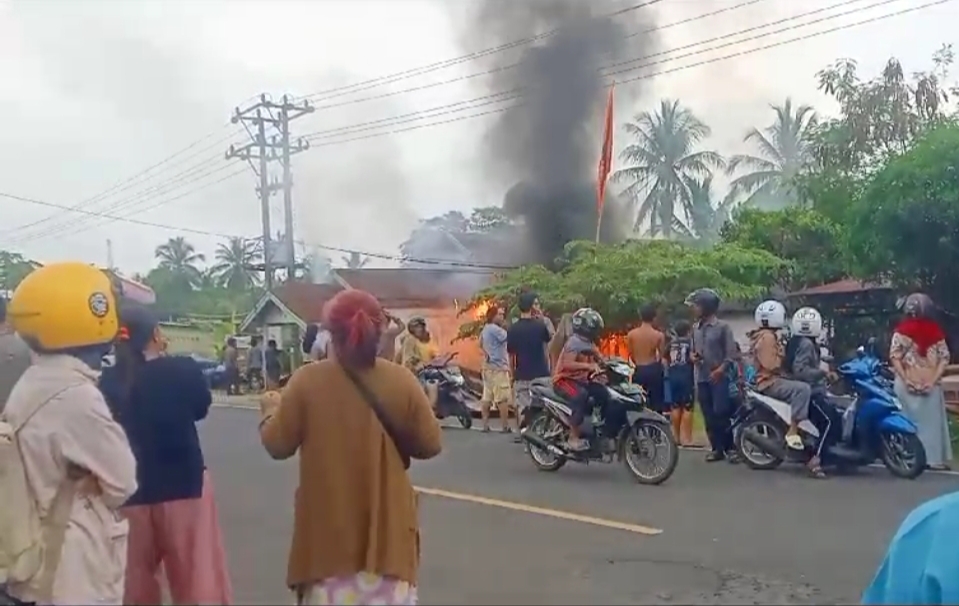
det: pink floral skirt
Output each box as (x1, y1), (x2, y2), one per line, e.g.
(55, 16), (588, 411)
(297, 572), (417, 605)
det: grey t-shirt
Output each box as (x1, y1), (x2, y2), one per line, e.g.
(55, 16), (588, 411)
(0, 331), (32, 413)
(692, 317), (738, 382)
(480, 323), (509, 370)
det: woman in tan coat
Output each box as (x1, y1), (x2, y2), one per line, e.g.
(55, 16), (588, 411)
(258, 289), (442, 605)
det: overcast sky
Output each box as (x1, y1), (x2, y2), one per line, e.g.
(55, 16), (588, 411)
(0, 0), (955, 275)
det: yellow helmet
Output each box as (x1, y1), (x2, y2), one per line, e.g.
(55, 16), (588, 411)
(7, 262), (119, 352)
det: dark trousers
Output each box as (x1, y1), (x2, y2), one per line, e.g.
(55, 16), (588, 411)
(698, 379), (734, 454)
(632, 363), (666, 413)
(559, 380), (616, 432)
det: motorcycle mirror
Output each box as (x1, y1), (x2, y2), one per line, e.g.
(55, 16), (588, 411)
(856, 345), (866, 357)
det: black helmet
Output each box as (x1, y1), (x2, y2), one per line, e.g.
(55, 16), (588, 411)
(408, 316), (427, 329)
(570, 307), (604, 341)
(899, 293), (936, 318)
(684, 288), (721, 316)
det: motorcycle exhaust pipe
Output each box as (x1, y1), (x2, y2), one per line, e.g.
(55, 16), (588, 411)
(741, 429), (786, 459)
(521, 429), (566, 457)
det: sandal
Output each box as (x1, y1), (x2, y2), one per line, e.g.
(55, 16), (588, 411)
(785, 433), (804, 451)
(807, 463), (827, 479)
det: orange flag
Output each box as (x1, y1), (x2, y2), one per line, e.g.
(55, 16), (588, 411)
(595, 84), (615, 242)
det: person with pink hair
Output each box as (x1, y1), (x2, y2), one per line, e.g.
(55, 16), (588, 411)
(259, 289), (442, 605)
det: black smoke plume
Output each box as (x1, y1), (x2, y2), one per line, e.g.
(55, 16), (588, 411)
(453, 0), (659, 266)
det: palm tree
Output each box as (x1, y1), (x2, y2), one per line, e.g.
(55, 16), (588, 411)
(342, 251), (370, 269)
(612, 99), (725, 237)
(154, 236), (205, 290)
(725, 98), (818, 211)
(210, 237), (261, 290)
(678, 174), (732, 243)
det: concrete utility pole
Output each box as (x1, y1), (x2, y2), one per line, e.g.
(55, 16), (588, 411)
(225, 94), (313, 289)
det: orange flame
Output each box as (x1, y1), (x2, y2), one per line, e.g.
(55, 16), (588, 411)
(472, 299), (492, 321)
(598, 332), (630, 359)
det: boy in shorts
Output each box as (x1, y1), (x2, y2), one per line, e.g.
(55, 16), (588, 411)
(667, 320), (695, 446)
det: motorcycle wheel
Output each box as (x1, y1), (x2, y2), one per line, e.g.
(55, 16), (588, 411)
(735, 414), (786, 471)
(457, 413), (473, 430)
(879, 431), (926, 479)
(524, 411), (567, 472)
(620, 420), (678, 485)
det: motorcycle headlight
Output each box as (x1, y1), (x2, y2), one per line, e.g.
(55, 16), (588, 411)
(450, 374), (465, 385)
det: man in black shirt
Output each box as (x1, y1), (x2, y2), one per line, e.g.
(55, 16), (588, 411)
(507, 292), (552, 436)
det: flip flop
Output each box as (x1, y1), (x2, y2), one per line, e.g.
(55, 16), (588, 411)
(785, 433), (804, 450)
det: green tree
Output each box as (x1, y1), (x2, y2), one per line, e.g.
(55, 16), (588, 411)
(812, 45), (956, 174)
(845, 123), (959, 312)
(466, 206), (512, 232)
(342, 251), (370, 269)
(720, 206), (843, 291)
(725, 98), (818, 210)
(210, 237), (261, 290)
(0, 251), (38, 293)
(459, 239), (786, 336)
(154, 236), (205, 291)
(612, 99), (724, 237)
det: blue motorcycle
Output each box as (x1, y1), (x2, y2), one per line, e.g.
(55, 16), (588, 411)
(733, 342), (926, 479)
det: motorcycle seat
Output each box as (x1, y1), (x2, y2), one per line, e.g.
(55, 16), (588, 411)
(530, 379), (567, 402)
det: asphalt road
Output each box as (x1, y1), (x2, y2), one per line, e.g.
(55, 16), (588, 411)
(202, 404), (958, 605)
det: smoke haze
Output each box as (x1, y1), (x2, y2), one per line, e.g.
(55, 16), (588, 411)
(450, 0), (659, 265)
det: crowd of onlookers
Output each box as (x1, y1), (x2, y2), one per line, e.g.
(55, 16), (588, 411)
(1, 261), (957, 605)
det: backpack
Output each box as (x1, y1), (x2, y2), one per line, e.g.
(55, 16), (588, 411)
(0, 385), (78, 603)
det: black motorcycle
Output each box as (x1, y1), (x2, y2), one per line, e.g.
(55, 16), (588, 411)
(419, 352), (474, 430)
(520, 357), (679, 485)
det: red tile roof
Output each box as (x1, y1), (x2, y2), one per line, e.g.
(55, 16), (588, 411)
(788, 279), (891, 297)
(335, 268), (491, 308)
(273, 282), (344, 324)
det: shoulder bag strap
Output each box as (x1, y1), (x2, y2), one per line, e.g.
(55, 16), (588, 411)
(341, 365), (411, 470)
(10, 383), (83, 604)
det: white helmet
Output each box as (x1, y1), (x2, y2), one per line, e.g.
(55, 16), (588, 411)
(754, 300), (787, 329)
(791, 307), (823, 338)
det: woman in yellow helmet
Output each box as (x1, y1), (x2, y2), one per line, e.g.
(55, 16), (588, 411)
(1, 262), (137, 605)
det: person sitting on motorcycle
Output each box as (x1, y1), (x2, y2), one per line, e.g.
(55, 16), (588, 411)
(749, 300), (813, 453)
(400, 316), (440, 408)
(552, 308), (608, 452)
(784, 307), (830, 399)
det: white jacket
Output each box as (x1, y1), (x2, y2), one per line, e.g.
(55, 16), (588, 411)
(4, 354), (137, 605)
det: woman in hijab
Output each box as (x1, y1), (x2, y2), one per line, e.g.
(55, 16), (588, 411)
(889, 293), (953, 470)
(259, 289), (442, 605)
(99, 304), (233, 605)
(863, 490), (959, 604)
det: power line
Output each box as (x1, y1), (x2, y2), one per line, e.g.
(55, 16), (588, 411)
(10, 0), (944, 246)
(299, 0), (949, 149)
(0, 128), (246, 239)
(297, 0), (666, 104)
(0, 190), (515, 272)
(0, 0), (797, 244)
(6, 167), (248, 248)
(8, 157), (237, 246)
(297, 0), (898, 144)
(303, 0), (766, 114)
